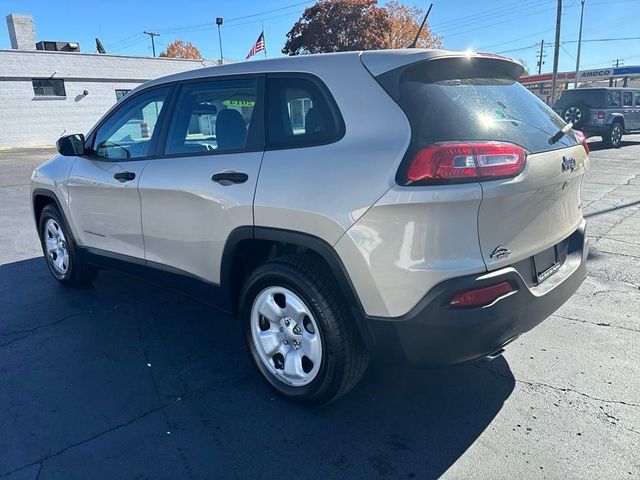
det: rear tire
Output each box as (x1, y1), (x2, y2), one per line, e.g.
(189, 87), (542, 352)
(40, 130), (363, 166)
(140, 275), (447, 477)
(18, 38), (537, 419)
(240, 254), (369, 405)
(38, 204), (98, 286)
(603, 121), (623, 148)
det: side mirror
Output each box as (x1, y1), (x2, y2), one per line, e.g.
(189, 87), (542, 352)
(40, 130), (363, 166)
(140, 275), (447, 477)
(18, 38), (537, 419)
(57, 134), (86, 156)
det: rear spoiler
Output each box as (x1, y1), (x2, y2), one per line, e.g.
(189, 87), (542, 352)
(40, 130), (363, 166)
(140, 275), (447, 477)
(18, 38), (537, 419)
(364, 51), (524, 101)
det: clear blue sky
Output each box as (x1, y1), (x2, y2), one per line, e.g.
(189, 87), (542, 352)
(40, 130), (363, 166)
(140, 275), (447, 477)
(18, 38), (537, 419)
(1, 0), (639, 73)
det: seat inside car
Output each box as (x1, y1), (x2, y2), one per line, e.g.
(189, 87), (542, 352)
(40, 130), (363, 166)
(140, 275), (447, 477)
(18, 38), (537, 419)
(215, 109), (247, 150)
(304, 107), (324, 134)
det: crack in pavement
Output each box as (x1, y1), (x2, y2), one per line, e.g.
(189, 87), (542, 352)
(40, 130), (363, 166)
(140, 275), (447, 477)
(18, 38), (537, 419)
(583, 172), (640, 210)
(552, 313), (640, 333)
(0, 311), (94, 348)
(0, 299), (173, 348)
(0, 372), (254, 479)
(475, 363), (640, 408)
(591, 248), (640, 260)
(0, 398), (182, 478)
(589, 236), (640, 247)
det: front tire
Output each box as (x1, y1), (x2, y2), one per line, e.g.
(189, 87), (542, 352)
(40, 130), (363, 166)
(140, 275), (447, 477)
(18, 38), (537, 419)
(240, 255), (369, 405)
(603, 121), (623, 148)
(38, 204), (98, 285)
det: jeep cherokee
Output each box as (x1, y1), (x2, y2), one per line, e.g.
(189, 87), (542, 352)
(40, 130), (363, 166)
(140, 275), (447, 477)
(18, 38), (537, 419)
(31, 49), (589, 404)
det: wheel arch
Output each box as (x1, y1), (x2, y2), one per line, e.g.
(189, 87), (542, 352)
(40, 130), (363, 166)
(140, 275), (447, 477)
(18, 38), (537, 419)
(32, 188), (64, 228)
(221, 226), (373, 346)
(610, 113), (625, 129)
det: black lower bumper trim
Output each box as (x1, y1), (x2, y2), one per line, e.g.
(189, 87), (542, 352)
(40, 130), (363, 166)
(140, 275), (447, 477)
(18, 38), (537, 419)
(360, 222), (588, 366)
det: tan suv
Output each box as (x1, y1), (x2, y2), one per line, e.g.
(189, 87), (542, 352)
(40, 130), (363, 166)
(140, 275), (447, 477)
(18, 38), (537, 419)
(31, 49), (589, 404)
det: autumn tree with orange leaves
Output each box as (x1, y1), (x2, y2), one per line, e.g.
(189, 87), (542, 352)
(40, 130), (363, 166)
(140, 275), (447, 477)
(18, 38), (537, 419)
(159, 40), (202, 59)
(386, 1), (442, 49)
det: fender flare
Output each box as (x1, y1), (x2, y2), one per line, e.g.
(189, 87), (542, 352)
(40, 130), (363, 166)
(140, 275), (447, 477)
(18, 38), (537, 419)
(220, 226), (374, 346)
(31, 188), (65, 226)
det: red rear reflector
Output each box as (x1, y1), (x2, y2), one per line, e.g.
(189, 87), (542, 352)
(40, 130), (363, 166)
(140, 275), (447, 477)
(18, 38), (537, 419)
(406, 142), (526, 184)
(596, 111), (605, 119)
(574, 130), (589, 154)
(450, 281), (513, 308)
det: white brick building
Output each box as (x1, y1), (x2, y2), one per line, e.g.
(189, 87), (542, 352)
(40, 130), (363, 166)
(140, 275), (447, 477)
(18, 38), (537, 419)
(0, 14), (217, 148)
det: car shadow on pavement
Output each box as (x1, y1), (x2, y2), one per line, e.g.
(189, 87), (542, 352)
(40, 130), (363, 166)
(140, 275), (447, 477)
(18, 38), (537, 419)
(0, 257), (515, 480)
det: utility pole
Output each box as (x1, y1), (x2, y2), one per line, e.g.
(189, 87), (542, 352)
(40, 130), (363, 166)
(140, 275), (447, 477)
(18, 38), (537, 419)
(216, 17), (224, 65)
(537, 39), (545, 74)
(550, 0), (562, 106)
(609, 58), (626, 87)
(610, 59), (622, 86)
(143, 31), (159, 57)
(573, 0), (585, 89)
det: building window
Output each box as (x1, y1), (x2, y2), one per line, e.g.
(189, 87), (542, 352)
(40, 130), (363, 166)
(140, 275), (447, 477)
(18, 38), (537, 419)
(32, 78), (66, 97)
(115, 89), (131, 101)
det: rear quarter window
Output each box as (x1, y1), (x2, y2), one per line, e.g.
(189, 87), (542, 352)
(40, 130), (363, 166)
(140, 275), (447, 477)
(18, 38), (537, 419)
(266, 75), (344, 149)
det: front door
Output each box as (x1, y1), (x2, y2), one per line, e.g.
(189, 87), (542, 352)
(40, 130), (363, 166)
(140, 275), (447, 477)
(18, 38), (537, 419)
(67, 86), (171, 259)
(138, 77), (264, 284)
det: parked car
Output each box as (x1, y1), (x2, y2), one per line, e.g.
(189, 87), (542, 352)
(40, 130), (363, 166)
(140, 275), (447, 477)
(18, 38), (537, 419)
(31, 50), (589, 404)
(553, 87), (640, 148)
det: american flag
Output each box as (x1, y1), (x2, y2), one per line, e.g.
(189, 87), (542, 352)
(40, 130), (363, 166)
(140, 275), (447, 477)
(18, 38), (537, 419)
(245, 31), (265, 59)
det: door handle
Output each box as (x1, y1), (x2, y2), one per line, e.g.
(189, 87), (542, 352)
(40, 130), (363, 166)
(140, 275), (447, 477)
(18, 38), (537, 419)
(114, 171), (136, 182)
(211, 171), (248, 185)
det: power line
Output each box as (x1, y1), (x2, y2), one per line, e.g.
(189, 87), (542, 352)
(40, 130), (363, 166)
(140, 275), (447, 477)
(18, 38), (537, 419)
(151, 0), (313, 35)
(226, 1), (312, 23)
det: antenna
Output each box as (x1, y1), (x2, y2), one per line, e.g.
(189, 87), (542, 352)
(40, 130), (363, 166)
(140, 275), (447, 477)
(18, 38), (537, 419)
(409, 3), (433, 49)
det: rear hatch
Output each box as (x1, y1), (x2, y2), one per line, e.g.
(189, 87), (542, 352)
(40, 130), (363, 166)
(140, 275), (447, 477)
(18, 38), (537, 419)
(370, 54), (588, 273)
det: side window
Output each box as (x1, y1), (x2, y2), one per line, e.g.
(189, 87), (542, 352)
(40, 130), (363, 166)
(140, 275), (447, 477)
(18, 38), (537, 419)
(164, 78), (259, 155)
(92, 87), (169, 160)
(635, 92), (640, 106)
(607, 91), (621, 107)
(266, 76), (343, 148)
(622, 91), (633, 107)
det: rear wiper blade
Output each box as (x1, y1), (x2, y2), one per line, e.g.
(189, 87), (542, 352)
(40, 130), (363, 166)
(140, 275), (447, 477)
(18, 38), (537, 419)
(548, 123), (573, 145)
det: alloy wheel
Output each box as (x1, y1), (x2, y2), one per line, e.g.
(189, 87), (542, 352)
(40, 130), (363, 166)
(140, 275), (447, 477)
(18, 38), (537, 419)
(611, 124), (622, 146)
(250, 286), (322, 387)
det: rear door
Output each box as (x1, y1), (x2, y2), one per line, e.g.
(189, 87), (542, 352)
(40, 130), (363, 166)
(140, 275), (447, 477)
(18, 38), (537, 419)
(137, 76), (264, 284)
(374, 55), (587, 272)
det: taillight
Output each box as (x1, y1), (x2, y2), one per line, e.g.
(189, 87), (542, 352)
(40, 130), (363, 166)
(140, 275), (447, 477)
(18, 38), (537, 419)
(450, 281), (514, 308)
(574, 130), (589, 154)
(596, 111), (605, 119)
(405, 142), (526, 184)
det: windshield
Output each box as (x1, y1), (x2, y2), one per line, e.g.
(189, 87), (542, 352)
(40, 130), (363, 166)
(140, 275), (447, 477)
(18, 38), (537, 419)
(385, 61), (579, 154)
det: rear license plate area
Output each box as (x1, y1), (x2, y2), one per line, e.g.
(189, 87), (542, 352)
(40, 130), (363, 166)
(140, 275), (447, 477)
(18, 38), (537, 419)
(533, 245), (560, 284)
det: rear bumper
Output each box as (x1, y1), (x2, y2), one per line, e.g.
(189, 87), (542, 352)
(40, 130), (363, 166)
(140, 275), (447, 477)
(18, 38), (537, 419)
(580, 125), (609, 137)
(361, 221), (587, 366)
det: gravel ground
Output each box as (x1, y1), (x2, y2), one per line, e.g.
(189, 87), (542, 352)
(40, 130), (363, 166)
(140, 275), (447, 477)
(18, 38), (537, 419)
(0, 138), (638, 479)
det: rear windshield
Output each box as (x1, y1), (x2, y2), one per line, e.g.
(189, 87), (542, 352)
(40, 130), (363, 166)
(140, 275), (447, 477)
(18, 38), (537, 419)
(556, 89), (606, 108)
(380, 59), (578, 154)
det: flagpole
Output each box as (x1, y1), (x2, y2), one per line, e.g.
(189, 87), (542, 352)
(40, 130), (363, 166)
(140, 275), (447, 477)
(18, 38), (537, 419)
(262, 21), (267, 58)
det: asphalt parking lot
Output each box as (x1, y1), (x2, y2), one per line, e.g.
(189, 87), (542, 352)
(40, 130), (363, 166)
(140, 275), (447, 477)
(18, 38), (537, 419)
(1, 139), (639, 479)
